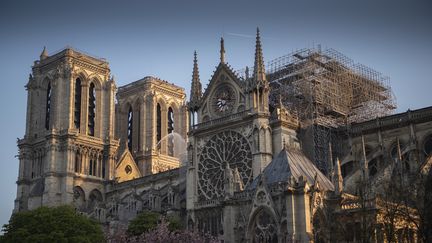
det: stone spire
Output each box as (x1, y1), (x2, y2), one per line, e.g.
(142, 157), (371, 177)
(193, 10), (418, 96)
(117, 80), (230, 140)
(253, 28), (266, 82)
(40, 46), (49, 60)
(334, 157), (343, 194)
(220, 37), (225, 64)
(189, 51), (202, 110)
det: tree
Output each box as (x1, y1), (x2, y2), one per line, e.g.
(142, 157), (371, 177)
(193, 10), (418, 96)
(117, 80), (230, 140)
(126, 210), (160, 236)
(1, 205), (104, 243)
(126, 210), (182, 236)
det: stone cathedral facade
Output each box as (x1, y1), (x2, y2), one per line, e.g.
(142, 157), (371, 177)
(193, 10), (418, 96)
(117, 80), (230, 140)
(14, 30), (432, 242)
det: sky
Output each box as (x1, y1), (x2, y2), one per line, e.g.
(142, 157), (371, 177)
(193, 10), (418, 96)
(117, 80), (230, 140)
(0, 0), (431, 228)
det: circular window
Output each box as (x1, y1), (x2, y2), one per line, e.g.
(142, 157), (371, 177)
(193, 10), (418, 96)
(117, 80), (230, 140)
(198, 130), (252, 200)
(125, 165), (132, 174)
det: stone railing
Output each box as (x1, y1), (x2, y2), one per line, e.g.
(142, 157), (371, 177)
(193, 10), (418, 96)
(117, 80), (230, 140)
(350, 106), (432, 135)
(194, 199), (221, 208)
(341, 199), (376, 211)
(109, 168), (181, 191)
(192, 109), (253, 131)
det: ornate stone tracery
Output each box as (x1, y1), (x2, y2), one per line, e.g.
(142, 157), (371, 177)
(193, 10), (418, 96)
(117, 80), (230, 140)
(251, 209), (278, 243)
(198, 130), (252, 200)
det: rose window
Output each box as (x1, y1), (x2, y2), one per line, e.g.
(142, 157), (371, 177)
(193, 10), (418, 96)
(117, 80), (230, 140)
(198, 130), (252, 200)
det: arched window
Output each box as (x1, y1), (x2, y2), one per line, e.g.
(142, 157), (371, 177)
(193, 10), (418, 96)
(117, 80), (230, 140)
(45, 82), (52, 130)
(167, 107), (174, 156)
(127, 106), (133, 151)
(251, 209), (278, 243)
(74, 78), (82, 130)
(157, 103), (162, 143)
(88, 83), (96, 136)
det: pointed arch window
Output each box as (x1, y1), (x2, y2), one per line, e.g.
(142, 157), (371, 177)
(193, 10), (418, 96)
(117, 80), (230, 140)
(45, 82), (52, 130)
(74, 78), (82, 130)
(127, 106), (133, 151)
(156, 103), (162, 143)
(88, 83), (96, 136)
(167, 107), (174, 156)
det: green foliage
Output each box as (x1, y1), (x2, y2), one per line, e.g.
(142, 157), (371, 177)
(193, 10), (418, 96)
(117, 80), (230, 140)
(127, 211), (184, 236)
(0, 205), (104, 243)
(127, 210), (161, 236)
(166, 215), (183, 231)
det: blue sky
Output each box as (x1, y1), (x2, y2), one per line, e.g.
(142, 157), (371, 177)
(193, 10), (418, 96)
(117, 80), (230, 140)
(0, 0), (431, 228)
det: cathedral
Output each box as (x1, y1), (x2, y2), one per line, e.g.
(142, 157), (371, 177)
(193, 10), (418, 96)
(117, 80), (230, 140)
(14, 29), (432, 242)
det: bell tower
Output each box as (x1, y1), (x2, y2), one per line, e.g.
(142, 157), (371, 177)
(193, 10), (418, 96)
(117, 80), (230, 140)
(15, 47), (119, 212)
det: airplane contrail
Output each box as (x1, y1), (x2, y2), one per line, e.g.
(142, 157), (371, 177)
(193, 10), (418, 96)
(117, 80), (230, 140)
(225, 32), (254, 38)
(225, 32), (279, 40)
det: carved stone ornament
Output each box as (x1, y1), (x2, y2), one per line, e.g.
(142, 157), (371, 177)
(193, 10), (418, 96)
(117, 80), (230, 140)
(198, 130), (252, 200)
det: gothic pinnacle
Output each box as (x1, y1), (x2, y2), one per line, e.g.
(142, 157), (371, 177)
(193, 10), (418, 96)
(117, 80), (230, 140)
(253, 28), (266, 82)
(220, 37), (226, 64)
(40, 46), (49, 60)
(190, 51), (202, 107)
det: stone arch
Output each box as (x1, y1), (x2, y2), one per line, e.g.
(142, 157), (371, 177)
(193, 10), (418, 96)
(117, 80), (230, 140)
(40, 76), (52, 89)
(88, 188), (103, 211)
(246, 206), (279, 243)
(87, 75), (103, 90)
(156, 96), (167, 110)
(73, 186), (86, 211)
(74, 70), (89, 85)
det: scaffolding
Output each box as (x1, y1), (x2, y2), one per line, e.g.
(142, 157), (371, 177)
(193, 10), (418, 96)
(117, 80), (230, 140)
(240, 46), (396, 173)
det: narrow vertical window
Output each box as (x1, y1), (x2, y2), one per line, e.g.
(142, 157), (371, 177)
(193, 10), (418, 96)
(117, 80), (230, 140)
(88, 83), (96, 136)
(45, 82), (51, 130)
(89, 159), (94, 176)
(74, 78), (82, 130)
(75, 152), (81, 173)
(167, 107), (174, 156)
(127, 107), (133, 151)
(156, 104), (162, 143)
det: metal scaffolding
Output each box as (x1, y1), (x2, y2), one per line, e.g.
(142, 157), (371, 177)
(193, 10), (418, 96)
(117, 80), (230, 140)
(239, 46), (396, 173)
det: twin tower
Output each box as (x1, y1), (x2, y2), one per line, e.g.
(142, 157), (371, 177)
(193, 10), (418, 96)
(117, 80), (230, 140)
(15, 47), (187, 212)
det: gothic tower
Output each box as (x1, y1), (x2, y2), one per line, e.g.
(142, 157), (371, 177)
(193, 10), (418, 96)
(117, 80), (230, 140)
(116, 76), (188, 176)
(15, 47), (119, 212)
